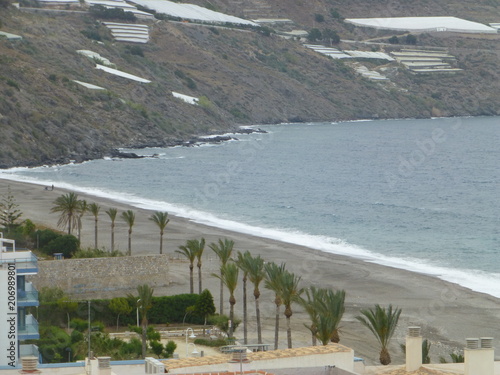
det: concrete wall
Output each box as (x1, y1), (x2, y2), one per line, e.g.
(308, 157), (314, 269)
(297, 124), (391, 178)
(30, 255), (171, 298)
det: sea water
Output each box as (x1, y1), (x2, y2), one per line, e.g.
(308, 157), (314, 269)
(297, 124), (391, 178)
(2, 117), (499, 296)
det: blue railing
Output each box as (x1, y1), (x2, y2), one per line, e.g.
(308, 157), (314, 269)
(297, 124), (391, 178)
(18, 314), (39, 340)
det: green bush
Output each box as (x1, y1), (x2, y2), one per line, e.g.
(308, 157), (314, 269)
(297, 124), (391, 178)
(194, 337), (229, 347)
(120, 337), (142, 356)
(89, 5), (136, 20)
(43, 234), (79, 258)
(35, 228), (60, 249)
(70, 318), (88, 332)
(71, 329), (84, 343)
(37, 326), (71, 363)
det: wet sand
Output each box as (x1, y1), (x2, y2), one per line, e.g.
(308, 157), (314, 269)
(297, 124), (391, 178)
(1, 178), (500, 365)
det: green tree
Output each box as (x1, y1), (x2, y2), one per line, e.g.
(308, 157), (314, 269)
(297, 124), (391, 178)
(105, 208), (118, 251)
(57, 296), (78, 330)
(246, 253), (265, 344)
(165, 341), (177, 358)
(307, 28), (322, 42)
(176, 240), (198, 294)
(309, 288), (345, 345)
(44, 234), (79, 258)
(406, 34), (417, 45)
(88, 203), (100, 249)
(388, 35), (399, 44)
(264, 261), (286, 350)
(149, 211), (169, 255)
(280, 270), (303, 349)
(356, 304), (402, 365)
(109, 297), (133, 330)
(322, 28), (340, 45)
(193, 289), (216, 333)
(76, 200), (88, 244)
(193, 238), (206, 294)
(209, 238), (234, 314)
(51, 192), (81, 235)
(0, 185), (22, 232)
(136, 284), (154, 358)
(314, 13), (325, 22)
(236, 251), (252, 344)
(298, 286), (322, 346)
(150, 340), (164, 358)
(212, 262), (239, 338)
(121, 210), (135, 256)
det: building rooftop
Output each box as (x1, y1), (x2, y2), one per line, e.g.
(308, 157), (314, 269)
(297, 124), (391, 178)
(365, 365), (460, 375)
(162, 343), (352, 370)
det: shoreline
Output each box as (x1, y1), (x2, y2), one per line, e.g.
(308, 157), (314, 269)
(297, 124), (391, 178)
(2, 178), (500, 364)
(2, 168), (499, 300)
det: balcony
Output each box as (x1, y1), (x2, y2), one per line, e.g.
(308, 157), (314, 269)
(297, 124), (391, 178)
(18, 314), (39, 340)
(0, 251), (38, 275)
(18, 282), (39, 307)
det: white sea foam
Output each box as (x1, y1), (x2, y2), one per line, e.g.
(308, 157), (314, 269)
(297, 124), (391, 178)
(1, 171), (499, 298)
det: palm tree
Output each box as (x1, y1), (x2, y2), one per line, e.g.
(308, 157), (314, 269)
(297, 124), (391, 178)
(322, 289), (345, 343)
(105, 208), (118, 252)
(306, 288), (346, 345)
(136, 284), (154, 358)
(299, 286), (323, 346)
(76, 199), (87, 244)
(280, 269), (303, 349)
(212, 262), (239, 338)
(246, 254), (265, 344)
(356, 304), (402, 365)
(51, 192), (80, 235)
(121, 210), (135, 256)
(194, 238), (206, 294)
(264, 261), (286, 350)
(176, 240), (198, 294)
(236, 251), (252, 344)
(209, 238), (234, 314)
(88, 202), (100, 249)
(149, 211), (169, 255)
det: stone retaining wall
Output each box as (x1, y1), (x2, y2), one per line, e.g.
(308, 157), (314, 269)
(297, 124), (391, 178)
(30, 254), (171, 297)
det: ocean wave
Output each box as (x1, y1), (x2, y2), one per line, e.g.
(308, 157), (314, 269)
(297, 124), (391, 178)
(2, 171), (499, 298)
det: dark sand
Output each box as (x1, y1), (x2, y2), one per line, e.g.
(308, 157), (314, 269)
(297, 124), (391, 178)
(1, 178), (500, 365)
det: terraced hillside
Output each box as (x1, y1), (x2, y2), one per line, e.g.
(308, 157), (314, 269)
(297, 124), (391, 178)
(1, 0), (500, 167)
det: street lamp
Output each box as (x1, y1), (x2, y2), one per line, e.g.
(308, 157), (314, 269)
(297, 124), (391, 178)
(187, 343), (198, 357)
(185, 328), (196, 358)
(136, 299), (141, 327)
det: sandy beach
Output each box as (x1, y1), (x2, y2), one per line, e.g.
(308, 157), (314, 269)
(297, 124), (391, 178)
(1, 178), (500, 365)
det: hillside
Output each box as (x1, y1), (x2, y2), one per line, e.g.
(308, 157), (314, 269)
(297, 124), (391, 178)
(1, 0), (500, 168)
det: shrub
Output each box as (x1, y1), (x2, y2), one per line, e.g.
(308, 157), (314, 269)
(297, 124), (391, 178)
(125, 45), (144, 57)
(314, 14), (325, 23)
(165, 341), (177, 357)
(89, 5), (136, 20)
(388, 36), (399, 44)
(194, 337), (229, 347)
(70, 318), (88, 332)
(44, 234), (79, 258)
(71, 329), (84, 343)
(81, 29), (102, 41)
(120, 337), (142, 356)
(186, 77), (197, 89)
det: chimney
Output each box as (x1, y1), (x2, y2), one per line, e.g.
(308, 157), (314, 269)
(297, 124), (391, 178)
(406, 326), (422, 372)
(97, 357), (111, 375)
(19, 356), (40, 374)
(464, 337), (494, 375)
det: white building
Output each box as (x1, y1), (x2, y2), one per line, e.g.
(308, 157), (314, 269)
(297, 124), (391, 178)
(0, 234), (40, 369)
